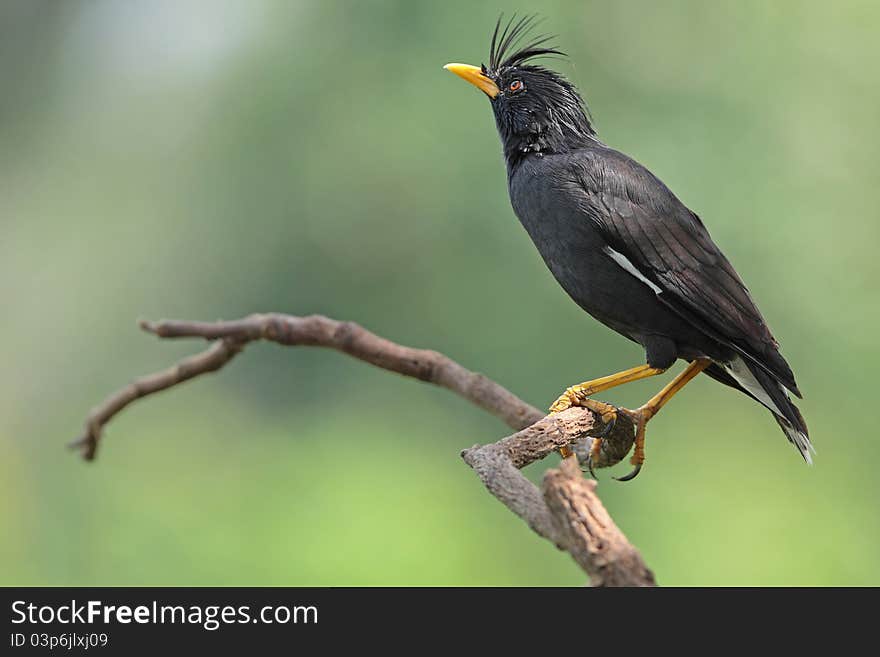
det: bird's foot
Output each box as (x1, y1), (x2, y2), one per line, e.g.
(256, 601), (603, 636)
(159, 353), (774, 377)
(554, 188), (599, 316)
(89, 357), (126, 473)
(550, 388), (618, 423)
(550, 392), (619, 468)
(550, 384), (585, 413)
(612, 407), (654, 482)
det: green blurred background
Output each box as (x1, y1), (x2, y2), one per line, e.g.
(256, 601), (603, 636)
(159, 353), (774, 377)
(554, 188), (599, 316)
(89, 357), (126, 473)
(2, 0), (877, 586)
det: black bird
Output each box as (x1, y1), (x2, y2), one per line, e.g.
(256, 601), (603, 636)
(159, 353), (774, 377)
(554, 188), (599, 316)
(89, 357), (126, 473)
(445, 16), (811, 480)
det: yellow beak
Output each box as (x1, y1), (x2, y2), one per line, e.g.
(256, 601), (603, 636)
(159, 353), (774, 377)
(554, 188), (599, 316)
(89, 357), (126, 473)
(444, 63), (500, 99)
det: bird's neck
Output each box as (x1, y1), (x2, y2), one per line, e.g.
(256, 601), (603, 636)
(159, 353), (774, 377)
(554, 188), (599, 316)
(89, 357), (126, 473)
(497, 111), (597, 170)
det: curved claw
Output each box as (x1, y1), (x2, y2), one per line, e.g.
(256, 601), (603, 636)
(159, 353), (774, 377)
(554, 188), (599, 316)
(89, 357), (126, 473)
(597, 412), (617, 438)
(613, 462), (642, 482)
(584, 454), (599, 479)
(578, 441), (599, 478)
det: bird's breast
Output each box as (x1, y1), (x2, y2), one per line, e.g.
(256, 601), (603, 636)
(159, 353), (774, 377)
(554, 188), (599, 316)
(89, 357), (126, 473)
(509, 160), (618, 303)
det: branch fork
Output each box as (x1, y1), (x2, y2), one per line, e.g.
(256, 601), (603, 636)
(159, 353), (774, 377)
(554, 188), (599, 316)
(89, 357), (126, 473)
(72, 313), (655, 586)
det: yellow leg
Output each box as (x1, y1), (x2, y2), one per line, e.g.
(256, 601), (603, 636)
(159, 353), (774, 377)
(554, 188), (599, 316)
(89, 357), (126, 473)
(615, 358), (711, 481)
(549, 364), (667, 413)
(641, 358), (711, 417)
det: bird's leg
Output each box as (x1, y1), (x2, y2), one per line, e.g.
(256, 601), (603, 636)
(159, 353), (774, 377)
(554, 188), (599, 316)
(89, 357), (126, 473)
(550, 364), (666, 413)
(614, 358), (712, 481)
(550, 364), (666, 460)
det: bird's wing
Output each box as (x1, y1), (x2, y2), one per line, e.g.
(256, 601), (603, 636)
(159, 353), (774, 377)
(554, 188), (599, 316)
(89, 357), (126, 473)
(565, 148), (800, 396)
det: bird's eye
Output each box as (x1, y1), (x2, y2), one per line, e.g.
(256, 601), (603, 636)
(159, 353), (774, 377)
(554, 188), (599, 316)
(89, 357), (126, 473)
(508, 80), (523, 93)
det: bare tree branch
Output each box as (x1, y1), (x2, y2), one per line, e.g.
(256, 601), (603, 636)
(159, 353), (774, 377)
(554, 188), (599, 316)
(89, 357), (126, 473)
(71, 312), (655, 586)
(461, 409), (655, 587)
(544, 456), (655, 586)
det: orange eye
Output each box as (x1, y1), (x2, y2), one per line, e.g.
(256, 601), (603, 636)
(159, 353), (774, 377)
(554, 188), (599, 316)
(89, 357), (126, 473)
(509, 80), (523, 92)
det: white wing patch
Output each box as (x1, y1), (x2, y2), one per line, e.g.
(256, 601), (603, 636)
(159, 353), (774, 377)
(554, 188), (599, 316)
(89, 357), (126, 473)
(603, 246), (662, 294)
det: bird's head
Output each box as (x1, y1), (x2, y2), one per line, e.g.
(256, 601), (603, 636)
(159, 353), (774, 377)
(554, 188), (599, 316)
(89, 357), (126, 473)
(445, 16), (595, 167)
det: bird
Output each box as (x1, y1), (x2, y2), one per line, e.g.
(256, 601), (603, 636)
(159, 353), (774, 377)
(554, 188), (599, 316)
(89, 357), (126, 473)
(444, 16), (812, 480)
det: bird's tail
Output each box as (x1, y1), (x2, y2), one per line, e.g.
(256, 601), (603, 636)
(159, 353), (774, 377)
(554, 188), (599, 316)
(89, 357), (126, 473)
(723, 357), (814, 463)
